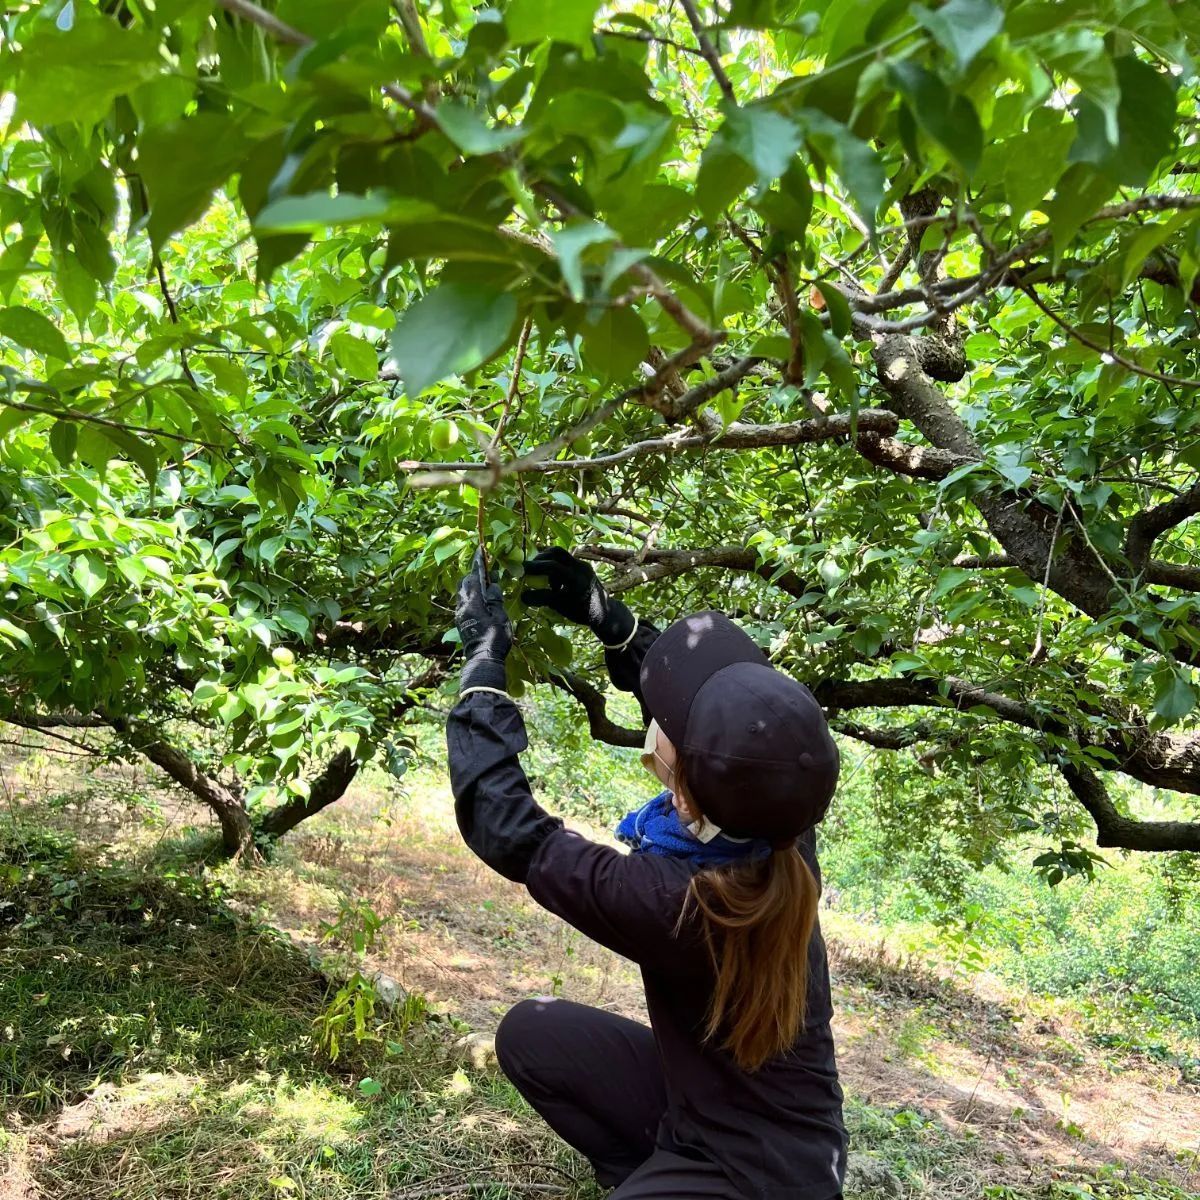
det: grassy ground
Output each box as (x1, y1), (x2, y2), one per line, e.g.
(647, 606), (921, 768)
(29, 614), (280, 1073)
(2, 738), (1198, 1200)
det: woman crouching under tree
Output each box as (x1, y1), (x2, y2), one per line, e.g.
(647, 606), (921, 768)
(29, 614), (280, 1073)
(447, 546), (846, 1200)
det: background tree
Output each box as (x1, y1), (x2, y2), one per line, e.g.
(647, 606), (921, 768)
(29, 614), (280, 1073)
(1, 0), (1199, 865)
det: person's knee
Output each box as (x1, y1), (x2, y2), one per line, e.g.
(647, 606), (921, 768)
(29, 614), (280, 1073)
(495, 996), (561, 1080)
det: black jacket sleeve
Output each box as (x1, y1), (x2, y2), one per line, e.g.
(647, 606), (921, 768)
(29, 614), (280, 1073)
(446, 692), (562, 883)
(600, 599), (660, 722)
(445, 689), (706, 969)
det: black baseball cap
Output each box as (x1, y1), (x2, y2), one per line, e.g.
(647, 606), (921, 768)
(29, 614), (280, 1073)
(639, 611), (839, 845)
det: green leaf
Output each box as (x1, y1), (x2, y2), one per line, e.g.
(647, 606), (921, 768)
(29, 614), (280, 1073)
(580, 306), (649, 382)
(0, 306), (72, 360)
(254, 192), (398, 235)
(1044, 164), (1114, 264)
(71, 554), (107, 601)
(0, 618), (33, 650)
(814, 283), (852, 338)
(914, 0), (1004, 72)
(1003, 115), (1074, 219)
(330, 332), (380, 380)
(1069, 56), (1178, 188)
(137, 113), (250, 249)
(202, 356), (250, 402)
(797, 111), (885, 232)
(50, 420), (77, 467)
(357, 1077), (383, 1097)
(436, 102), (525, 156)
(719, 106), (804, 193)
(506, 0), (599, 46)
(386, 283), (518, 396)
(15, 14), (162, 127)
(890, 62), (983, 176)
(552, 222), (616, 302)
(1152, 668), (1196, 723)
(56, 254), (99, 326)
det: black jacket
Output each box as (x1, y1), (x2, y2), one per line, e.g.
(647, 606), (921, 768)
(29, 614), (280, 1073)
(446, 621), (847, 1200)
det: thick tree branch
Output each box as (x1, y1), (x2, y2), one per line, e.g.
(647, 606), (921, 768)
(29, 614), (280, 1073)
(109, 716), (254, 856)
(834, 719), (933, 750)
(870, 334), (1136, 624)
(855, 429), (972, 479)
(956, 552), (1200, 592)
(257, 748), (360, 839)
(813, 675), (1200, 798)
(547, 673), (643, 747)
(1060, 760), (1200, 852)
(1126, 479), (1200, 572)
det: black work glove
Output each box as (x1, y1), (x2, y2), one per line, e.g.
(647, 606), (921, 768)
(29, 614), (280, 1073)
(455, 549), (512, 691)
(521, 546), (634, 647)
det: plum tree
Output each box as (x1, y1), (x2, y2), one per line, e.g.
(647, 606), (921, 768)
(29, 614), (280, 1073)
(1, 0), (1199, 866)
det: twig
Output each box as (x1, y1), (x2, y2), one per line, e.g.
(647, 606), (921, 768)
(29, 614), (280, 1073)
(214, 0), (439, 125)
(679, 0), (736, 103)
(1016, 279), (1200, 389)
(476, 317), (532, 577)
(1030, 502), (1064, 664)
(877, 245), (912, 295)
(0, 397), (223, 449)
(599, 24), (705, 56)
(153, 255), (199, 388)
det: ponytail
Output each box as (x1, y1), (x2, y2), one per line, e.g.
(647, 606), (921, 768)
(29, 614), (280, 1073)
(675, 765), (820, 1071)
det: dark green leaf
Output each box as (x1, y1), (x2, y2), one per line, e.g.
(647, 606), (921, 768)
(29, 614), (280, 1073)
(386, 283), (518, 396)
(797, 110), (885, 231)
(1069, 56), (1177, 187)
(580, 306), (649, 382)
(0, 306), (72, 360)
(914, 0), (1004, 72)
(137, 113), (251, 249)
(890, 62), (983, 176)
(506, 0), (600, 46)
(1153, 668), (1196, 723)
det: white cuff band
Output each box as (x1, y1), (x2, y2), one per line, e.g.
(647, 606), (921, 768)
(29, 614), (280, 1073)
(602, 615), (639, 652)
(459, 685), (513, 701)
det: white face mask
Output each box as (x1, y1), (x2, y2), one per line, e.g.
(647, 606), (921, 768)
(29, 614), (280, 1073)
(641, 718), (675, 789)
(640, 720), (747, 845)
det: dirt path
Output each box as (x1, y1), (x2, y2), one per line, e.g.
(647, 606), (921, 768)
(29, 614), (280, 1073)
(244, 776), (1200, 1195)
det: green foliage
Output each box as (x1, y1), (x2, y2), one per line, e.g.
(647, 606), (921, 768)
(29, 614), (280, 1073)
(0, 0), (1198, 861)
(819, 757), (1200, 1056)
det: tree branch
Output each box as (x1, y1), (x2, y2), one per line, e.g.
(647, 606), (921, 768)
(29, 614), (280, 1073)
(257, 748), (360, 839)
(1126, 479), (1200, 572)
(833, 719), (933, 750)
(1060, 760), (1200, 852)
(403, 408), (899, 483)
(547, 673), (643, 747)
(956, 552), (1200, 592)
(109, 716), (254, 856)
(813, 675), (1200, 798)
(678, 0), (736, 103)
(579, 544), (813, 599)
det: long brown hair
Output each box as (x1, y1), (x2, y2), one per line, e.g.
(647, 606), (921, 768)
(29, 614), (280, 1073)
(675, 760), (821, 1072)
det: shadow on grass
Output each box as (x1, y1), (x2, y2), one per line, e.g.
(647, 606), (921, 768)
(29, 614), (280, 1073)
(0, 821), (593, 1200)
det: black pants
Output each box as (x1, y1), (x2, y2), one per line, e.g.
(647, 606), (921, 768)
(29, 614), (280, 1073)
(495, 997), (742, 1198)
